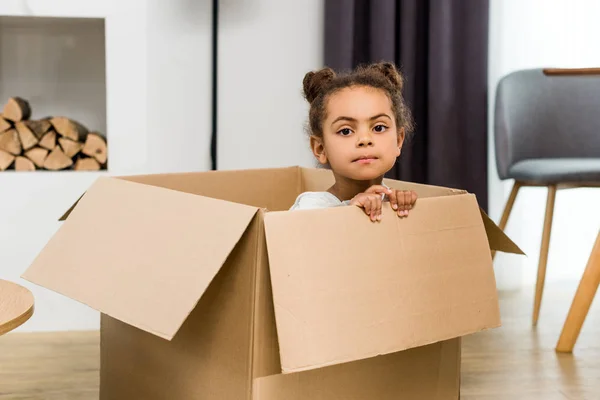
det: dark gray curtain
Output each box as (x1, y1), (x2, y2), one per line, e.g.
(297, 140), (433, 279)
(325, 0), (489, 211)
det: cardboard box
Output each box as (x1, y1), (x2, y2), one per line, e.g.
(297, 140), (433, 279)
(22, 166), (522, 399)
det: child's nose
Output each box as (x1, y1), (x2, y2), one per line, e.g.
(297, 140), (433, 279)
(357, 132), (374, 147)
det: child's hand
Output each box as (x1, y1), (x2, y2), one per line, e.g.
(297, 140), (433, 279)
(349, 185), (390, 222)
(387, 189), (418, 218)
(349, 186), (418, 221)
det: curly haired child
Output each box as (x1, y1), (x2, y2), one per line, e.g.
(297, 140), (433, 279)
(290, 62), (418, 222)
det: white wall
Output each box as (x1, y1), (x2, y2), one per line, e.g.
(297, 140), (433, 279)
(217, 0), (322, 170)
(488, 0), (600, 290)
(145, 0), (213, 173)
(0, 0), (213, 332)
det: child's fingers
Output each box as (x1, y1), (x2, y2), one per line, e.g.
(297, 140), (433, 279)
(388, 189), (398, 210)
(362, 196), (381, 222)
(404, 191), (413, 210)
(374, 196), (382, 221)
(369, 196), (380, 222)
(367, 198), (378, 222)
(395, 191), (405, 216)
(365, 185), (391, 196)
(393, 191), (408, 217)
(367, 198), (375, 221)
(395, 191), (417, 218)
(363, 197), (372, 215)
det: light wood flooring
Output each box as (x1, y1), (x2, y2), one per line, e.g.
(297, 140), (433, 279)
(1, 282), (598, 399)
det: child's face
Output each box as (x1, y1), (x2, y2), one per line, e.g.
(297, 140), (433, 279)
(312, 85), (404, 181)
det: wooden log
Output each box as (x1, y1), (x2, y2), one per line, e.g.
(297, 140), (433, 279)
(2, 97), (31, 122)
(0, 129), (22, 155)
(24, 147), (49, 168)
(82, 132), (107, 165)
(50, 117), (88, 142)
(25, 119), (52, 138)
(15, 156), (36, 171)
(58, 137), (84, 158)
(0, 149), (15, 171)
(15, 121), (39, 151)
(74, 157), (100, 171)
(43, 146), (73, 171)
(0, 115), (12, 132)
(38, 130), (56, 151)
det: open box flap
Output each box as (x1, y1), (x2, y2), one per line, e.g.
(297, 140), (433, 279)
(60, 167), (301, 221)
(59, 192), (85, 221)
(264, 193), (501, 373)
(23, 177), (258, 340)
(479, 210), (525, 255)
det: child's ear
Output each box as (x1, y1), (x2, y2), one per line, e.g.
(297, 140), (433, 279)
(396, 128), (405, 156)
(310, 135), (328, 164)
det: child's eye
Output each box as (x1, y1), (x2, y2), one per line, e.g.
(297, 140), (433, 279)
(338, 128), (352, 136)
(373, 124), (388, 133)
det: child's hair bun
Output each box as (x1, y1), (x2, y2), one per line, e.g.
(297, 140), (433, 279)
(303, 67), (336, 104)
(367, 62), (404, 91)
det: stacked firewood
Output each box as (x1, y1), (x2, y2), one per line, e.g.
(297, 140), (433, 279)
(0, 97), (107, 171)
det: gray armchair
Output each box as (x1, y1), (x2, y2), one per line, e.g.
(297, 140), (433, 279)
(493, 68), (600, 326)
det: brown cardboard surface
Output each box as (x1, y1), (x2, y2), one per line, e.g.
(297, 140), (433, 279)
(264, 193), (501, 373)
(436, 337), (462, 399)
(122, 167), (300, 211)
(299, 167), (333, 192)
(253, 339), (460, 400)
(251, 211), (283, 380)
(100, 217), (260, 400)
(23, 177), (258, 340)
(60, 167), (300, 221)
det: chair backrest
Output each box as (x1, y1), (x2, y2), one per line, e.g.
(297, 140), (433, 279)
(494, 68), (600, 180)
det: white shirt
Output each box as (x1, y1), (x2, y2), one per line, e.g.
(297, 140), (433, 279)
(289, 184), (390, 211)
(289, 191), (351, 210)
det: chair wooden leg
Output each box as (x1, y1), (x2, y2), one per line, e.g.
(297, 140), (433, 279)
(492, 181), (522, 260)
(532, 185), (557, 326)
(556, 231), (600, 353)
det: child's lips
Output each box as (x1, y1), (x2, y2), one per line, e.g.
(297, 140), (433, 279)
(353, 156), (378, 164)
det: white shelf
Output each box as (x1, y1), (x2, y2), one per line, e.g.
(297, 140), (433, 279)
(0, 0), (110, 19)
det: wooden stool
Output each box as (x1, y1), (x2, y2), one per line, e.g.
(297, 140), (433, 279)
(556, 230), (600, 352)
(0, 279), (35, 335)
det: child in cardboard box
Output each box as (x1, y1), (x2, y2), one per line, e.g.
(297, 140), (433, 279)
(290, 62), (418, 222)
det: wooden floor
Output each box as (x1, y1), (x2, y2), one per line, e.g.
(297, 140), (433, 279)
(0, 283), (598, 399)
(462, 283), (600, 400)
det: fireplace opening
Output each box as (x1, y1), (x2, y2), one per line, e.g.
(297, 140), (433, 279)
(0, 16), (107, 172)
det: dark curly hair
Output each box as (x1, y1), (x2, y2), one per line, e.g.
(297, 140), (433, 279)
(302, 62), (414, 140)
